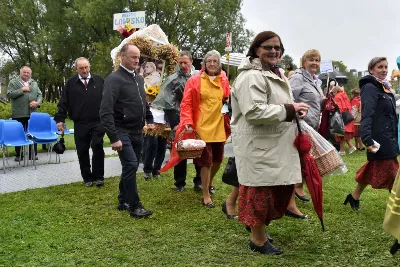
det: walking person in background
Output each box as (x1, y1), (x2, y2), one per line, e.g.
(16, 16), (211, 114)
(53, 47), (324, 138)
(350, 88), (364, 150)
(100, 44), (155, 218)
(152, 51), (202, 192)
(344, 57), (399, 210)
(54, 57), (105, 187)
(289, 49), (324, 205)
(7, 66), (42, 161)
(231, 31), (309, 255)
(332, 86), (356, 155)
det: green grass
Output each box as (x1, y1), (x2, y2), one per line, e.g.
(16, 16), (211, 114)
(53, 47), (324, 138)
(0, 151), (399, 266)
(0, 119), (111, 157)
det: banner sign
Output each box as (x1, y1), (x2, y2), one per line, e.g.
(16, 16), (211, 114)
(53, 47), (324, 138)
(113, 11), (146, 30)
(320, 59), (333, 73)
(225, 33), (232, 52)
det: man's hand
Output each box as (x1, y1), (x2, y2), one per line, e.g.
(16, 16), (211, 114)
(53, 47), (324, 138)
(30, 101), (39, 109)
(56, 122), (65, 131)
(22, 86), (30, 92)
(111, 140), (123, 151)
(147, 124), (155, 130)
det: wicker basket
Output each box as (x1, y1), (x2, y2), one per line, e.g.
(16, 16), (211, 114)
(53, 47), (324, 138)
(143, 123), (167, 136)
(176, 131), (204, 159)
(314, 149), (342, 176)
(146, 94), (156, 103)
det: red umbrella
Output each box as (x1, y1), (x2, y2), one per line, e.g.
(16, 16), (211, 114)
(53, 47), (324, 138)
(318, 93), (336, 139)
(294, 118), (325, 231)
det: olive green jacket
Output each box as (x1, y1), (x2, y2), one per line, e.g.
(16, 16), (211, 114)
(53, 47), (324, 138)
(7, 77), (43, 118)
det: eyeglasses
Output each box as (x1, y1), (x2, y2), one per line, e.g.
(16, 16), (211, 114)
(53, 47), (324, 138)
(206, 59), (219, 64)
(260, 45), (281, 51)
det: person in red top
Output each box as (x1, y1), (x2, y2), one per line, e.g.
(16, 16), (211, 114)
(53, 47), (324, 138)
(160, 50), (231, 207)
(350, 88), (364, 150)
(332, 86), (356, 155)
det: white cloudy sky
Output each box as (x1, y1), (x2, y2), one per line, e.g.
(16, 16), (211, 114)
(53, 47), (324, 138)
(241, 0), (400, 72)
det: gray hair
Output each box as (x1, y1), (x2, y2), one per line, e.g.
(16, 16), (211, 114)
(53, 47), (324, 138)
(74, 57), (90, 68)
(20, 66), (31, 72)
(203, 50), (221, 65)
(179, 50), (193, 60)
(368, 57), (387, 73)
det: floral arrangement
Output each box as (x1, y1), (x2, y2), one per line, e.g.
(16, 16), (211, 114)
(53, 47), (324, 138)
(145, 85), (160, 97)
(117, 23), (136, 39)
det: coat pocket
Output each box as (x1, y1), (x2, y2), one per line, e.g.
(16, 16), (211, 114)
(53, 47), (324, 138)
(251, 137), (280, 169)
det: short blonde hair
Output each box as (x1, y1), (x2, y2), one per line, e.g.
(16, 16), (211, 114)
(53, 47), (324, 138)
(301, 49), (321, 68)
(351, 88), (360, 96)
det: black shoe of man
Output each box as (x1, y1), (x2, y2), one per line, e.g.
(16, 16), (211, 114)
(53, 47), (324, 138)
(95, 180), (104, 187)
(130, 206), (153, 218)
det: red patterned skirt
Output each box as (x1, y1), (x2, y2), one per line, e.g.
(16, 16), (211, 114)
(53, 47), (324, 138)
(353, 124), (360, 137)
(355, 158), (399, 189)
(335, 132), (353, 142)
(238, 184), (294, 227)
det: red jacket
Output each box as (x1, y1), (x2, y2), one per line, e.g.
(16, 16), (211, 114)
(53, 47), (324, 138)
(334, 91), (354, 133)
(160, 70), (231, 172)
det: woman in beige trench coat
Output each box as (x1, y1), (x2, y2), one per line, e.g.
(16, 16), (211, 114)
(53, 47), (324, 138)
(231, 31), (309, 255)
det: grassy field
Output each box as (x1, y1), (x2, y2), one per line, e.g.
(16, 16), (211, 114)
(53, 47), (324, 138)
(0, 119), (111, 158)
(0, 151), (399, 266)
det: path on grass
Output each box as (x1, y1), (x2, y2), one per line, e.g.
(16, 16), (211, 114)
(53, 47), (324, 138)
(0, 143), (234, 194)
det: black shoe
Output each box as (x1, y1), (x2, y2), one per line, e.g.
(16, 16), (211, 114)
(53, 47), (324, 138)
(249, 240), (283, 255)
(245, 226), (274, 243)
(194, 184), (203, 192)
(285, 210), (309, 219)
(202, 200), (215, 208)
(222, 201), (237, 220)
(95, 180), (104, 187)
(130, 207), (153, 218)
(343, 194), (359, 210)
(143, 173), (151, 181)
(209, 186), (216, 194)
(117, 202), (130, 211)
(295, 192), (310, 202)
(14, 156), (22, 162)
(28, 156), (38, 160)
(176, 186), (184, 192)
(390, 240), (400, 255)
(85, 181), (94, 187)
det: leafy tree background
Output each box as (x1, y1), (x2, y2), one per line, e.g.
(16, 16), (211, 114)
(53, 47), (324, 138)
(0, 0), (253, 101)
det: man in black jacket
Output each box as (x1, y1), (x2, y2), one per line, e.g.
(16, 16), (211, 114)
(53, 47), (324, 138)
(100, 44), (155, 219)
(54, 57), (105, 187)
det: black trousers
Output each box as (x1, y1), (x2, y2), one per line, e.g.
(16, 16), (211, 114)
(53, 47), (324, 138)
(13, 117), (37, 158)
(143, 135), (167, 175)
(74, 122), (105, 182)
(174, 161), (201, 188)
(117, 132), (143, 209)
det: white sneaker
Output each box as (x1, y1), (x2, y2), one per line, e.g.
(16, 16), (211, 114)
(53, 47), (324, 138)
(348, 147), (357, 154)
(339, 151), (346, 156)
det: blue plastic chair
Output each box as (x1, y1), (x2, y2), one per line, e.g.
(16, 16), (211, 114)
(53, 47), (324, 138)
(2, 121), (35, 173)
(50, 118), (73, 135)
(28, 112), (58, 140)
(27, 112), (58, 163)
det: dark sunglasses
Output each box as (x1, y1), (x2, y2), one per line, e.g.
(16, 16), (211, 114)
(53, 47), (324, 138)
(260, 45), (281, 51)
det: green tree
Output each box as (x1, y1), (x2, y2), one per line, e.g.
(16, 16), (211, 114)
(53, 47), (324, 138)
(281, 55), (298, 71)
(0, 0), (252, 101)
(332, 60), (360, 95)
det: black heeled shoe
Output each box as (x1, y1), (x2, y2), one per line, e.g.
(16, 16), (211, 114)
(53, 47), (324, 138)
(221, 201), (237, 220)
(390, 240), (400, 255)
(343, 194), (360, 210)
(245, 226), (274, 243)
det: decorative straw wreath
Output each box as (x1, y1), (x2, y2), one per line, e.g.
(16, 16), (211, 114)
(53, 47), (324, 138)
(113, 36), (179, 76)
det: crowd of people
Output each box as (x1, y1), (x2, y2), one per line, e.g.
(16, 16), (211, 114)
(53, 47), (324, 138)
(6, 30), (400, 256)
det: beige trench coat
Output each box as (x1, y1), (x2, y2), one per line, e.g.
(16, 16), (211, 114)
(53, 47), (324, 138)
(230, 57), (302, 187)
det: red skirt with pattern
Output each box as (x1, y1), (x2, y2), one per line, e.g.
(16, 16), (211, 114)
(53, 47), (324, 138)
(238, 184), (294, 227)
(335, 132), (353, 142)
(353, 124), (360, 137)
(355, 158), (399, 189)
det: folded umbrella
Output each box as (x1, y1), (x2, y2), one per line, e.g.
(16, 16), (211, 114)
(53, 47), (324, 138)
(294, 117), (325, 231)
(53, 129), (66, 154)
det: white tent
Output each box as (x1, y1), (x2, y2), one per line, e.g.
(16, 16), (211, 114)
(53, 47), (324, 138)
(220, 53), (246, 67)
